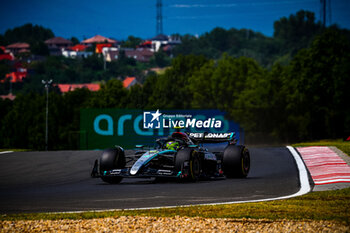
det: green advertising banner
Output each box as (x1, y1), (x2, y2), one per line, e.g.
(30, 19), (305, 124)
(80, 109), (243, 150)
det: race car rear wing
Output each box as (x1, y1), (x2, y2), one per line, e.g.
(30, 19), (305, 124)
(188, 132), (237, 144)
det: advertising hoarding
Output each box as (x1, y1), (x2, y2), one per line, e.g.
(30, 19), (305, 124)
(80, 109), (243, 149)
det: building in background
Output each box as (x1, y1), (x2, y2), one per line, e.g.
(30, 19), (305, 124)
(6, 43), (30, 55)
(0, 46), (14, 61)
(105, 48), (153, 63)
(81, 35), (117, 47)
(123, 77), (138, 89)
(45, 37), (73, 56)
(56, 83), (100, 93)
(149, 34), (181, 52)
(62, 50), (93, 58)
(0, 93), (16, 100)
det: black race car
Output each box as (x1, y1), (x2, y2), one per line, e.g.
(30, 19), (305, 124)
(91, 132), (250, 184)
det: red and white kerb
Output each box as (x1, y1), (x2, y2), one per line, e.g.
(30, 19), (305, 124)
(297, 146), (350, 185)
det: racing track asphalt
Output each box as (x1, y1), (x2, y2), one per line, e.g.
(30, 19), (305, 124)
(0, 147), (302, 214)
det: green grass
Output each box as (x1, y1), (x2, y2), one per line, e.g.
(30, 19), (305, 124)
(1, 140), (349, 223)
(0, 149), (31, 152)
(292, 139), (350, 156)
(1, 188), (349, 223)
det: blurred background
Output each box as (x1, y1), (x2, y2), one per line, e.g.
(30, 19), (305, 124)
(0, 0), (349, 149)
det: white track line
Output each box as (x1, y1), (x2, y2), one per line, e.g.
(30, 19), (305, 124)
(0, 151), (13, 154)
(53, 146), (311, 214)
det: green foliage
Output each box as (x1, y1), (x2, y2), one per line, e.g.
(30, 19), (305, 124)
(0, 60), (11, 81)
(286, 28), (350, 140)
(1, 23), (54, 45)
(121, 36), (142, 49)
(1, 93), (45, 149)
(174, 10), (323, 67)
(147, 55), (208, 109)
(30, 41), (49, 56)
(293, 139), (350, 157)
(1, 11), (350, 149)
(150, 50), (171, 68)
(88, 79), (127, 108)
(70, 37), (79, 45)
(2, 187), (350, 223)
(0, 98), (13, 146)
(1, 88), (93, 150)
(274, 10), (322, 54)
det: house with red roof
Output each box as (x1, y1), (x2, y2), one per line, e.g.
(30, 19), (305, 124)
(1, 62), (28, 83)
(62, 50), (93, 59)
(45, 37), (72, 49)
(69, 44), (88, 52)
(6, 42), (30, 55)
(4, 71), (27, 83)
(45, 37), (73, 56)
(62, 44), (93, 58)
(56, 83), (100, 93)
(81, 35), (117, 47)
(0, 93), (16, 101)
(106, 48), (153, 63)
(96, 43), (113, 54)
(123, 77), (138, 89)
(0, 46), (14, 61)
(138, 40), (152, 49)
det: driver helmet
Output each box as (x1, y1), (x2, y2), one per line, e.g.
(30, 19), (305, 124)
(165, 141), (179, 151)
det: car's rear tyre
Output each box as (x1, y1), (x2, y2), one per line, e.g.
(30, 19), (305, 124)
(175, 148), (201, 181)
(223, 145), (250, 178)
(100, 147), (126, 184)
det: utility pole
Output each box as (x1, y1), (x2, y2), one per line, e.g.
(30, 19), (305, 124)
(156, 0), (163, 35)
(321, 0), (331, 27)
(322, 0), (326, 27)
(42, 79), (53, 151)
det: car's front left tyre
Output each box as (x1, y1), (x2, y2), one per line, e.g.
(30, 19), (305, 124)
(223, 145), (250, 178)
(99, 147), (126, 184)
(175, 148), (201, 181)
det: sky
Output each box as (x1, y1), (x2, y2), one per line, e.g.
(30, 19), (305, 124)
(1, 0), (350, 41)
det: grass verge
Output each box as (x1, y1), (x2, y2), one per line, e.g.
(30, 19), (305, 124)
(1, 188), (349, 223)
(292, 139), (350, 156)
(1, 140), (349, 223)
(0, 149), (31, 152)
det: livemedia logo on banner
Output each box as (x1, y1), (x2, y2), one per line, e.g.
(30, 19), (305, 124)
(143, 110), (162, 129)
(143, 110), (223, 129)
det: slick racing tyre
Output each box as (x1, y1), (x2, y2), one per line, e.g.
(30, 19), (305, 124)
(99, 147), (126, 184)
(175, 148), (201, 181)
(223, 145), (250, 178)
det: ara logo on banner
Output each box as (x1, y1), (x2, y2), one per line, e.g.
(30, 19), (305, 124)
(143, 109), (162, 129)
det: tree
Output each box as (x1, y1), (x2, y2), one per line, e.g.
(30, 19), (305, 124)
(70, 37), (79, 45)
(30, 41), (49, 56)
(88, 79), (127, 108)
(274, 10), (322, 54)
(147, 55), (209, 109)
(1, 93), (45, 149)
(286, 28), (350, 140)
(2, 23), (54, 45)
(121, 36), (142, 48)
(151, 50), (171, 68)
(125, 84), (145, 109)
(189, 54), (266, 128)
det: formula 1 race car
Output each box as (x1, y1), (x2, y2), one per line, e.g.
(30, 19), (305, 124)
(91, 132), (250, 184)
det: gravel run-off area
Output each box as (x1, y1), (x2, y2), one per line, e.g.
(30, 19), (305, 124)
(1, 216), (349, 232)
